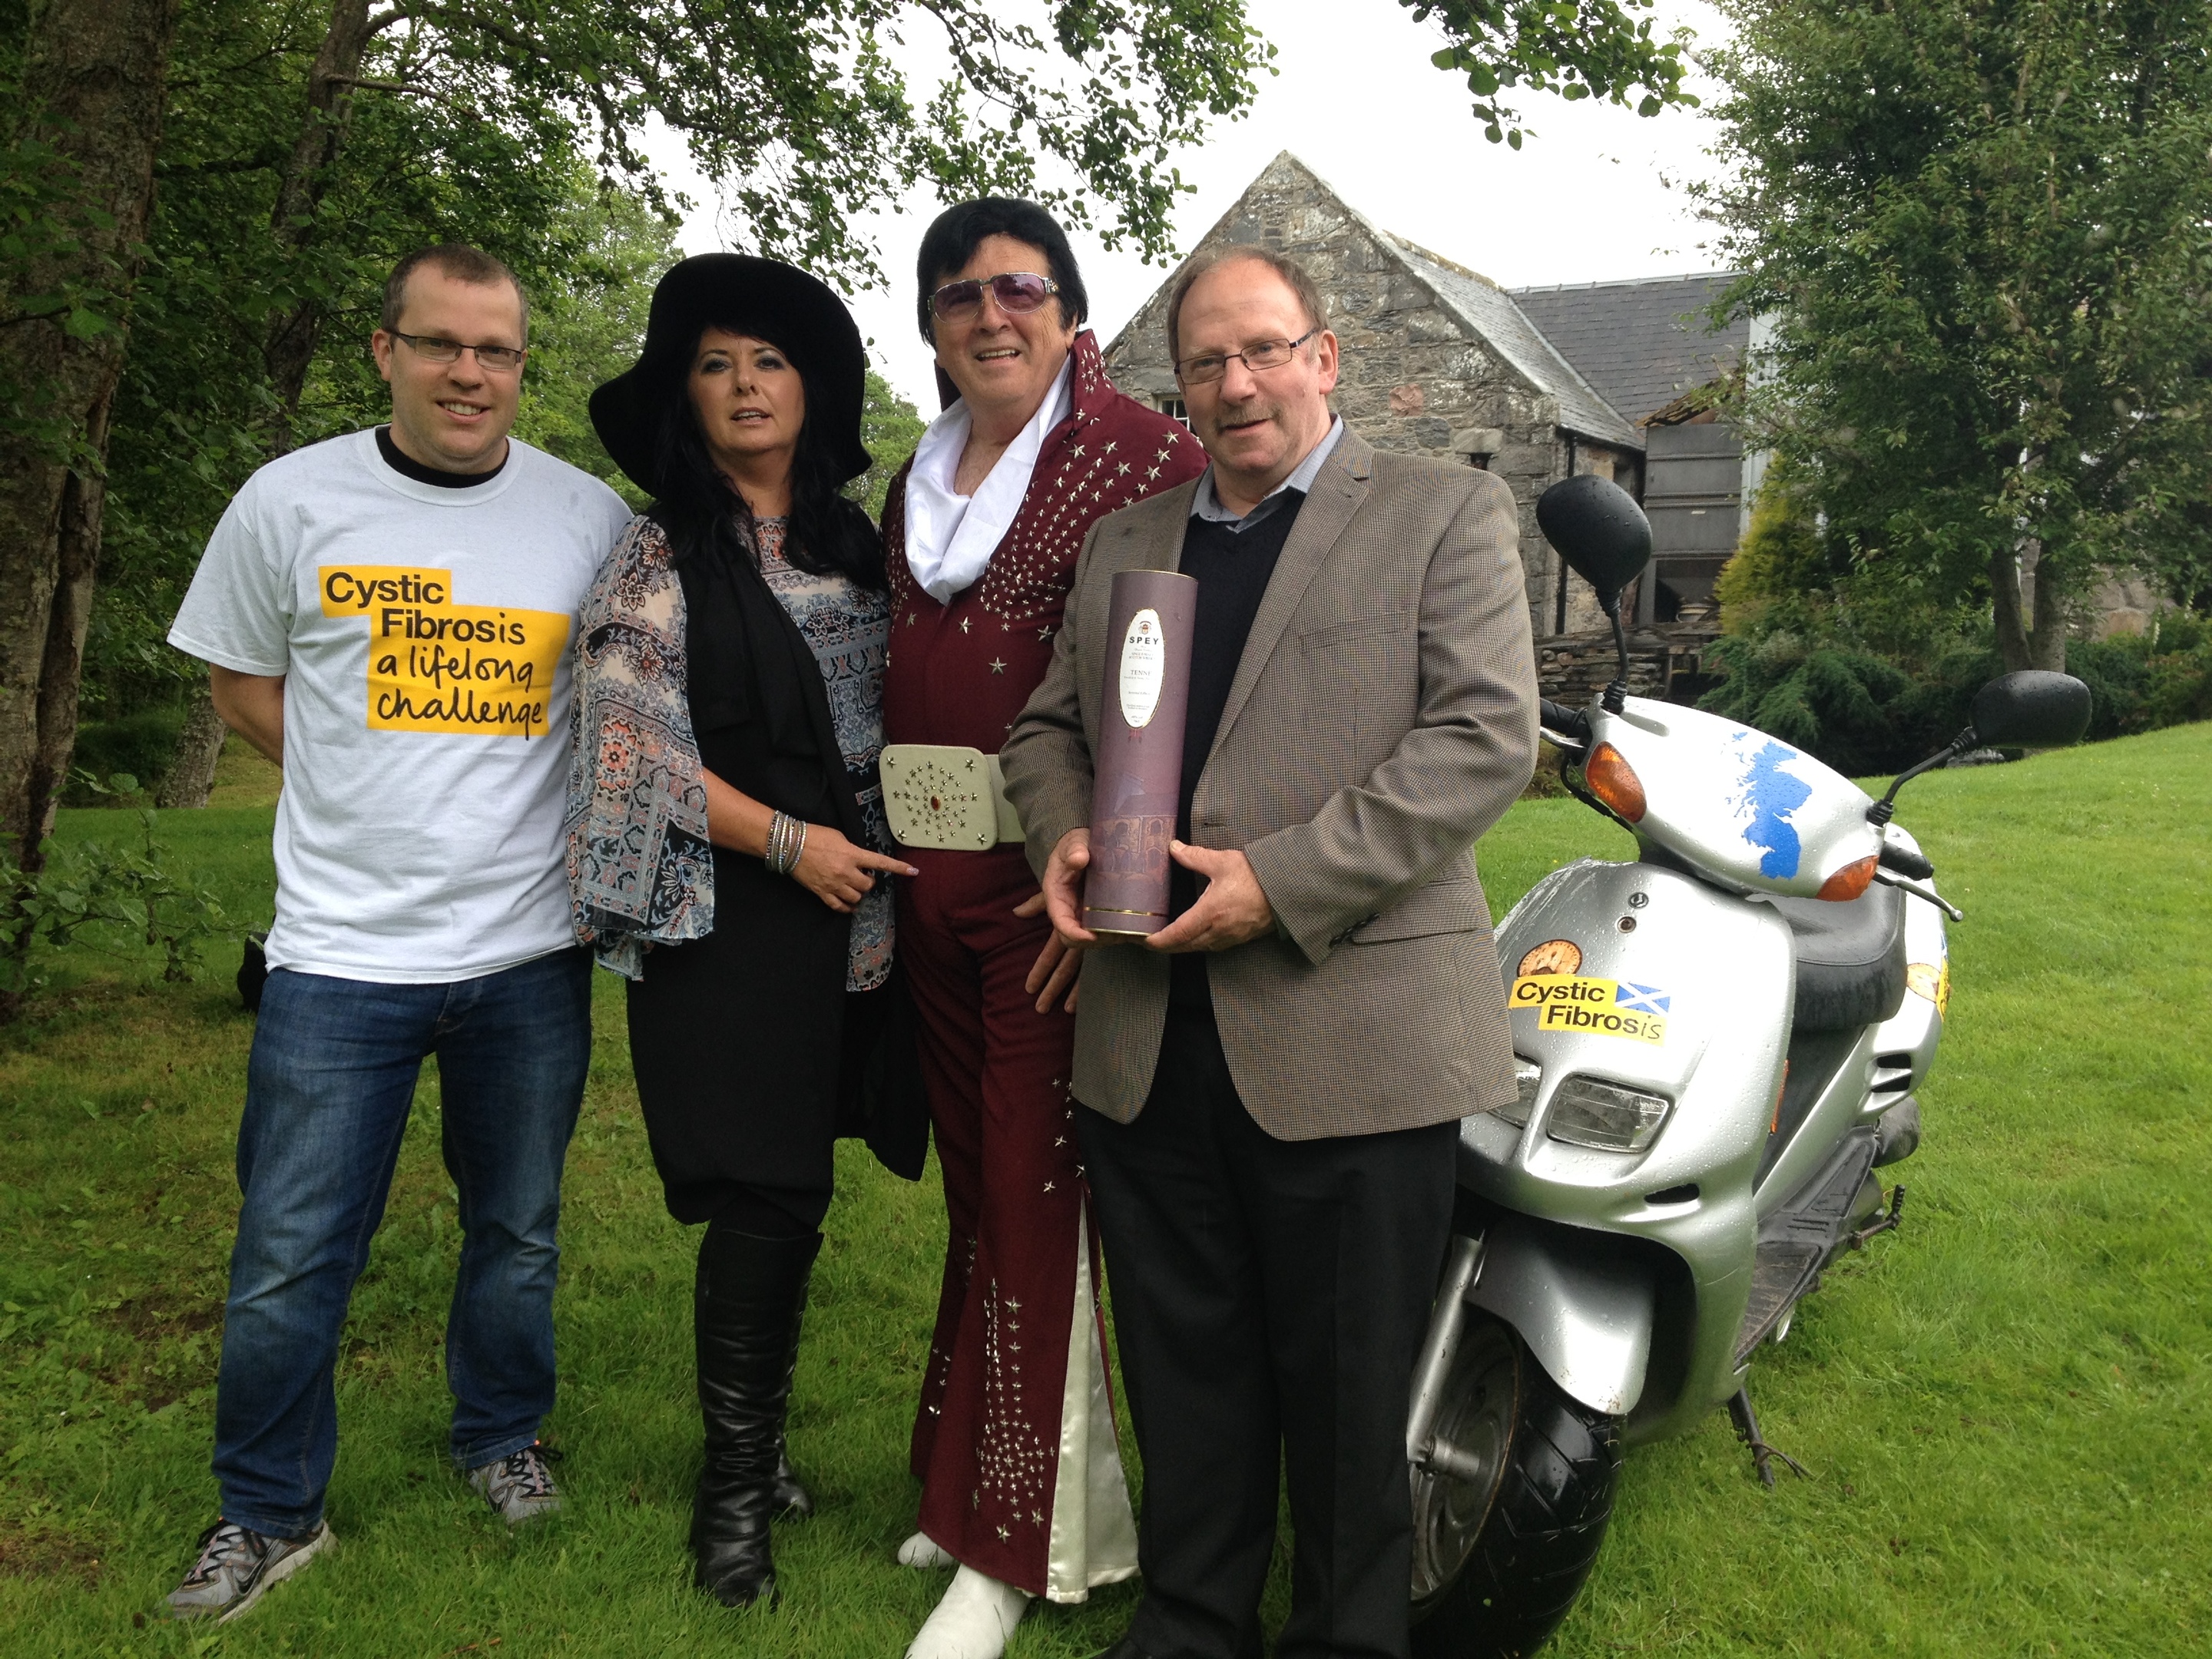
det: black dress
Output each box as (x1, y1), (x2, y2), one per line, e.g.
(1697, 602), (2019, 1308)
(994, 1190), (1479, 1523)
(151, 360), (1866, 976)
(625, 530), (926, 1224)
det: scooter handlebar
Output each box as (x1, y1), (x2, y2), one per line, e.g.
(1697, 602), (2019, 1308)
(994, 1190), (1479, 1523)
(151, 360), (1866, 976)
(1878, 839), (1935, 882)
(1539, 698), (1591, 743)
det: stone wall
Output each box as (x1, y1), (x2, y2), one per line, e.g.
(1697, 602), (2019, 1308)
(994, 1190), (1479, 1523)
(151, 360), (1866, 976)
(2086, 570), (2161, 638)
(1539, 624), (1672, 703)
(1102, 154), (1618, 646)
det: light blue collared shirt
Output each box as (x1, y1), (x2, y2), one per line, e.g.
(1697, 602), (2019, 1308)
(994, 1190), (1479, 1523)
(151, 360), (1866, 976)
(1190, 416), (1345, 534)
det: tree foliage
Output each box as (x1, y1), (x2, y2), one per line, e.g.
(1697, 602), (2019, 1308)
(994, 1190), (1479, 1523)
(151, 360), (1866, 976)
(1703, 0), (2212, 673)
(45, 0), (1261, 729)
(349, 0), (1272, 280)
(18, 0), (1715, 746)
(1404, 0), (1697, 147)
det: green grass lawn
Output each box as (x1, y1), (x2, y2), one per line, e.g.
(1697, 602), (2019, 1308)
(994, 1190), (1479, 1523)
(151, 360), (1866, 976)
(2, 724), (2207, 1657)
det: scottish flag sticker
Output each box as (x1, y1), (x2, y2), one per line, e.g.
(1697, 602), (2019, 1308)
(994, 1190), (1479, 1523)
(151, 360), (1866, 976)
(1614, 982), (1671, 1015)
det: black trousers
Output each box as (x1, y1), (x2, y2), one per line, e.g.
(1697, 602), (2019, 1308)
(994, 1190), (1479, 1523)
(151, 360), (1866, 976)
(1078, 1008), (1456, 1659)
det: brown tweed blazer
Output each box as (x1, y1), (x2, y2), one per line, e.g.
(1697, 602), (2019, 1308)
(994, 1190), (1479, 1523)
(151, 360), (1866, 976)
(999, 425), (1538, 1139)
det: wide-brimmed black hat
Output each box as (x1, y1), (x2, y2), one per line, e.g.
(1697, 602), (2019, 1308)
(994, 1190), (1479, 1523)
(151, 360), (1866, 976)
(589, 253), (869, 497)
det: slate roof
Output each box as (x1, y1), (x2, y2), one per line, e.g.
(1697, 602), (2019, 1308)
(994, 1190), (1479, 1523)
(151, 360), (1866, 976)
(1380, 233), (1640, 449)
(1508, 274), (1748, 427)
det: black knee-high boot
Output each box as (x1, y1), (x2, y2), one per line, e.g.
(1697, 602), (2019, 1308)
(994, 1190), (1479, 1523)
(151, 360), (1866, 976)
(771, 1336), (815, 1520)
(692, 1225), (820, 1607)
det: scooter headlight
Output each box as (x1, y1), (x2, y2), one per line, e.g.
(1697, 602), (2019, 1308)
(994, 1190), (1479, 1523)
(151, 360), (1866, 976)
(1495, 1058), (1541, 1128)
(1546, 1075), (1671, 1152)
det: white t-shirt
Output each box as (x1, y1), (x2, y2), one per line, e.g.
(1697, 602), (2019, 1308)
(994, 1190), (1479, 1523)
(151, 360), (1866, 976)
(169, 429), (631, 983)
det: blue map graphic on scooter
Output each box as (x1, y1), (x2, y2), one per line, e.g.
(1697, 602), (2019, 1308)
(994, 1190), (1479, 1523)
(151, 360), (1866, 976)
(1727, 738), (1814, 879)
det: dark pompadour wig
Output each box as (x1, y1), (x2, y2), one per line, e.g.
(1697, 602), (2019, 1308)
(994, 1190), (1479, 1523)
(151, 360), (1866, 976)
(914, 198), (1089, 344)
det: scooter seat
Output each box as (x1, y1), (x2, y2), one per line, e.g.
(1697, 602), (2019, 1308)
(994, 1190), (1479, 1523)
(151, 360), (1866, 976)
(1763, 882), (1907, 1032)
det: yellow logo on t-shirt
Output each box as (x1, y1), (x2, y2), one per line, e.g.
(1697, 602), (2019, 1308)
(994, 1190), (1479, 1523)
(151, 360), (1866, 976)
(320, 565), (569, 737)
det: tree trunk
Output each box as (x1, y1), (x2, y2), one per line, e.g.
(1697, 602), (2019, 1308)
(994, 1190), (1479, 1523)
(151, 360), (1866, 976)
(2028, 545), (2068, 672)
(1990, 543), (2033, 672)
(263, 0), (376, 445)
(0, 0), (180, 882)
(1991, 541), (2071, 674)
(154, 682), (229, 808)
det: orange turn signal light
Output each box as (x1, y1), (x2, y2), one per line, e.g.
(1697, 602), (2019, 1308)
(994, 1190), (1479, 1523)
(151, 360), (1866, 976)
(1816, 855), (1879, 902)
(1583, 741), (1647, 823)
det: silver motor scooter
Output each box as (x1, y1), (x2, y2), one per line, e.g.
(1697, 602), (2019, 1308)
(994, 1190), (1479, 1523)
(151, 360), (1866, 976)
(1406, 477), (2091, 1658)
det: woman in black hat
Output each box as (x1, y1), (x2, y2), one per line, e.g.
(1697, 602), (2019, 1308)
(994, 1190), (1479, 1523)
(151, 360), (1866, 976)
(568, 254), (925, 1608)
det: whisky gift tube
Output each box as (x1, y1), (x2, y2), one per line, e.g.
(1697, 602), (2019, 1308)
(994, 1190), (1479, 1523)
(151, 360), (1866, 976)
(1083, 568), (1198, 939)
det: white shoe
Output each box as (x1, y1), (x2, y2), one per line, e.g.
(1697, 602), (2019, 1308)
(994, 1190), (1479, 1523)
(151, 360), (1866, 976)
(902, 1564), (1031, 1659)
(898, 1530), (958, 1568)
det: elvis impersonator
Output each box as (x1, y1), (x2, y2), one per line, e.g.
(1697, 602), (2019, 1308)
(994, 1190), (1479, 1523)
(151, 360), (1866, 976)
(877, 199), (1204, 1658)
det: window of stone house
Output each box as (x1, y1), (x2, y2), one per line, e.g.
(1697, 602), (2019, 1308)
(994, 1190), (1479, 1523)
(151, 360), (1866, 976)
(1464, 452), (1492, 471)
(1156, 396), (1189, 428)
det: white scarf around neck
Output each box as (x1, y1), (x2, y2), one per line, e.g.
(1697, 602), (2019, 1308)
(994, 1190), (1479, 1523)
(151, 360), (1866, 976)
(902, 355), (1075, 604)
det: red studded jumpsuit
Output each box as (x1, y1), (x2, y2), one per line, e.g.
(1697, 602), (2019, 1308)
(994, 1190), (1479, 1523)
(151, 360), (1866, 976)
(881, 330), (1204, 1598)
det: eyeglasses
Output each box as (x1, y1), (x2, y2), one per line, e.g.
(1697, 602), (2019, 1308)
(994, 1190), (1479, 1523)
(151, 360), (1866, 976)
(929, 272), (1061, 321)
(390, 330), (527, 373)
(1174, 326), (1322, 386)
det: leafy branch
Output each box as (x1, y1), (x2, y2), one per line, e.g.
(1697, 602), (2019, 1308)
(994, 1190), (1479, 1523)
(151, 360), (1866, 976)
(0, 775), (239, 998)
(1403, 0), (1698, 147)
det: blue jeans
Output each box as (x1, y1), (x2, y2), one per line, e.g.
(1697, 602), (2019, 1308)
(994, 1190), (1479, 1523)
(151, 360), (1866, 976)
(211, 948), (593, 1538)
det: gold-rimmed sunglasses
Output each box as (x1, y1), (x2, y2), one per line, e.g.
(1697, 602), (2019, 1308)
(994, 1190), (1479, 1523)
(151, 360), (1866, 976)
(929, 271), (1061, 320)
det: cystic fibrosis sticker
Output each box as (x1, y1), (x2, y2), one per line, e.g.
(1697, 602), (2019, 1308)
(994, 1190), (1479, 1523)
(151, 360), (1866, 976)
(320, 565), (569, 737)
(1509, 975), (1671, 1045)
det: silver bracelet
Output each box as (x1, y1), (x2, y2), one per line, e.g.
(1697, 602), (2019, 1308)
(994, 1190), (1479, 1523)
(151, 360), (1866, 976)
(765, 810), (808, 876)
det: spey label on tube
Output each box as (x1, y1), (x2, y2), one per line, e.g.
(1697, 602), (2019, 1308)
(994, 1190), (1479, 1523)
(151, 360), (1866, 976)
(1084, 570), (1197, 939)
(1118, 608), (1166, 727)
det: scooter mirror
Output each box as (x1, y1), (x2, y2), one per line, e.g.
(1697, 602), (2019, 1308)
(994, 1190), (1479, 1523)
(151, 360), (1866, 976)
(1970, 671), (2091, 750)
(1536, 475), (1652, 614)
(1869, 667), (2093, 826)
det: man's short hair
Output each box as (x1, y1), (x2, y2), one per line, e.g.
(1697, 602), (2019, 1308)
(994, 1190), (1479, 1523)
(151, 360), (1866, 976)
(915, 198), (1090, 343)
(1165, 246), (1329, 366)
(381, 243), (529, 339)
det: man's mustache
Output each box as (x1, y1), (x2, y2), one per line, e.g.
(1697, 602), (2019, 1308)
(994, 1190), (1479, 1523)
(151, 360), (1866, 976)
(1207, 399), (1279, 431)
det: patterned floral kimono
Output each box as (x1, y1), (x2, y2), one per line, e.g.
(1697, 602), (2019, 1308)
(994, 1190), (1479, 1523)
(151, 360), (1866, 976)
(882, 331), (1205, 1599)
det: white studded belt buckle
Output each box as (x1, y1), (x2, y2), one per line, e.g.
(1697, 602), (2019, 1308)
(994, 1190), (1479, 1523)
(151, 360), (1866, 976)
(880, 745), (1025, 851)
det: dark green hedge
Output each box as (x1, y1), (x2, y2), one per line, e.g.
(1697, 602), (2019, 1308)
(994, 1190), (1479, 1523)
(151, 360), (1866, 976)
(1697, 616), (2212, 777)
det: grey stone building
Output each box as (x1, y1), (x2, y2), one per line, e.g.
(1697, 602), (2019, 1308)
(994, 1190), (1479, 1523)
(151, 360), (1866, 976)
(1103, 152), (1753, 669)
(1512, 275), (1755, 626)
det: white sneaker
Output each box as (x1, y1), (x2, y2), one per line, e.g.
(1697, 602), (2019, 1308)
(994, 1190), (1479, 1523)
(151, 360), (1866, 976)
(898, 1530), (958, 1568)
(902, 1564), (1032, 1659)
(465, 1442), (562, 1524)
(165, 1519), (333, 1622)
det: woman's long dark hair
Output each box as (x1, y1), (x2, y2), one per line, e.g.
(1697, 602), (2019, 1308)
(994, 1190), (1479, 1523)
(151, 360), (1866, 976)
(646, 338), (886, 591)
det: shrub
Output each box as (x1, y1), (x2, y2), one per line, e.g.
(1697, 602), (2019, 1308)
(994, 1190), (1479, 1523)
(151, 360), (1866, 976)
(1700, 617), (2210, 776)
(2068, 614), (2212, 739)
(1715, 483), (1833, 639)
(1, 775), (237, 1002)
(65, 707), (187, 803)
(1706, 475), (2211, 771)
(1700, 634), (1925, 777)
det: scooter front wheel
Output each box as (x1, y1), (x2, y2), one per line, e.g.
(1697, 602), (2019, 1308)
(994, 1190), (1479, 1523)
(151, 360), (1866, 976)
(1410, 1312), (1623, 1659)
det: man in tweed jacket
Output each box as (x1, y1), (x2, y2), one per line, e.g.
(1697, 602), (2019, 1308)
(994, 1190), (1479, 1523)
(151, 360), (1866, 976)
(1000, 246), (1536, 1659)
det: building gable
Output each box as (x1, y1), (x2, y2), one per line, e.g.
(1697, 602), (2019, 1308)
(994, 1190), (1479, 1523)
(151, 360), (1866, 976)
(1102, 151), (1637, 455)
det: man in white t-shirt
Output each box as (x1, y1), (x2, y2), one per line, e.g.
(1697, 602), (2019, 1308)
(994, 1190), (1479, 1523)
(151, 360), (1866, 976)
(160, 244), (632, 1624)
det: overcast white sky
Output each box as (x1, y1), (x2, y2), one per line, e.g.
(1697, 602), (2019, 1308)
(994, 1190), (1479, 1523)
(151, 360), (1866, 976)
(643, 0), (1733, 410)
